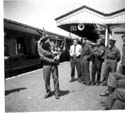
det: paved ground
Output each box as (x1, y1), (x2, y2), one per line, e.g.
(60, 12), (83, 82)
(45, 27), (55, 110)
(5, 62), (107, 112)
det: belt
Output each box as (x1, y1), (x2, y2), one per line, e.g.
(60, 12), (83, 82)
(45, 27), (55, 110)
(71, 55), (81, 59)
(107, 57), (116, 60)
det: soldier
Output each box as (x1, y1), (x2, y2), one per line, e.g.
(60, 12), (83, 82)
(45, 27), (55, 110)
(90, 38), (105, 86)
(69, 38), (82, 82)
(100, 35), (125, 96)
(119, 34), (125, 74)
(37, 36), (60, 99)
(101, 39), (121, 86)
(100, 72), (125, 96)
(101, 88), (125, 110)
(78, 37), (92, 85)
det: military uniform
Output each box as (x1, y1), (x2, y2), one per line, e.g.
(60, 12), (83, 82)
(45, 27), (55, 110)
(108, 72), (125, 89)
(102, 88), (125, 110)
(100, 42), (125, 96)
(37, 37), (59, 99)
(91, 45), (105, 85)
(102, 44), (121, 85)
(79, 43), (92, 85)
(119, 44), (125, 74)
(107, 42), (125, 88)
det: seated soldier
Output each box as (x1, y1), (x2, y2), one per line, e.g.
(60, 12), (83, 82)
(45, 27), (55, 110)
(100, 72), (125, 96)
(101, 88), (125, 110)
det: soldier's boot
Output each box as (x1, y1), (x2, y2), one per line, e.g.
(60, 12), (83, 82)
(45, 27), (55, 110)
(44, 91), (51, 98)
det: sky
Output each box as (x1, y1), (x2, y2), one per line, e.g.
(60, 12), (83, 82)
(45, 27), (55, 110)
(4, 0), (125, 37)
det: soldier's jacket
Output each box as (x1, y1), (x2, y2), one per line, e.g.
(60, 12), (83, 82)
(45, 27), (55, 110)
(105, 46), (121, 62)
(81, 43), (92, 59)
(92, 45), (105, 61)
(122, 44), (125, 66)
(37, 41), (54, 63)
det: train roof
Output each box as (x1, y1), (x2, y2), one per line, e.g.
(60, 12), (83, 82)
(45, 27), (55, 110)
(4, 18), (72, 41)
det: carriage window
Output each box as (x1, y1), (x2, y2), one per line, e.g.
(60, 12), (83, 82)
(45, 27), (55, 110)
(16, 38), (25, 56)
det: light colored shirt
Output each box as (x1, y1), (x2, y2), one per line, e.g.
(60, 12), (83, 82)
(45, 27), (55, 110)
(69, 44), (82, 57)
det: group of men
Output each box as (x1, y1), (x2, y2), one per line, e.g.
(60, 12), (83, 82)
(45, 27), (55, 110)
(37, 33), (125, 109)
(69, 36), (120, 86)
(69, 35), (125, 109)
(100, 35), (125, 110)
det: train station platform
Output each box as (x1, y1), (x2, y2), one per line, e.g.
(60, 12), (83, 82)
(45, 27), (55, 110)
(5, 62), (107, 112)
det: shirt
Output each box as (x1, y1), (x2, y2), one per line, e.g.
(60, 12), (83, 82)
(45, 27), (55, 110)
(81, 43), (92, 57)
(92, 45), (105, 60)
(105, 46), (121, 62)
(122, 44), (125, 66)
(69, 44), (82, 57)
(37, 41), (54, 63)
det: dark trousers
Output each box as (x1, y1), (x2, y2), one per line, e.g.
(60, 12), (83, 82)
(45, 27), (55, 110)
(80, 57), (90, 84)
(91, 60), (102, 83)
(70, 57), (81, 79)
(102, 60), (117, 83)
(43, 64), (59, 95)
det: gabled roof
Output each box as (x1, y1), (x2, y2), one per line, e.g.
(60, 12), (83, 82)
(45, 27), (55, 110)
(55, 5), (125, 25)
(55, 5), (125, 20)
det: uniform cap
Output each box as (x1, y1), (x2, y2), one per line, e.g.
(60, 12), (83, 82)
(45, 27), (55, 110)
(109, 39), (116, 43)
(122, 35), (125, 38)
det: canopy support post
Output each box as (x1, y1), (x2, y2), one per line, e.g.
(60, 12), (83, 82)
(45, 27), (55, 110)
(105, 25), (109, 47)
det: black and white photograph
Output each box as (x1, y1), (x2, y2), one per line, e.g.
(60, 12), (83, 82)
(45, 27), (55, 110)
(3, 0), (125, 112)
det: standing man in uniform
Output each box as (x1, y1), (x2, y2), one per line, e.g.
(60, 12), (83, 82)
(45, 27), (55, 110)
(101, 39), (121, 86)
(69, 38), (82, 82)
(101, 88), (125, 110)
(119, 35), (125, 75)
(78, 37), (92, 85)
(100, 35), (125, 96)
(37, 36), (60, 99)
(90, 38), (105, 86)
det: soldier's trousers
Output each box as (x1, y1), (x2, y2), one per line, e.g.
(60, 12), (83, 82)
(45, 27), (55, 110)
(108, 72), (125, 88)
(70, 57), (81, 79)
(102, 60), (117, 83)
(104, 88), (125, 109)
(43, 65), (59, 95)
(80, 57), (90, 84)
(91, 60), (102, 82)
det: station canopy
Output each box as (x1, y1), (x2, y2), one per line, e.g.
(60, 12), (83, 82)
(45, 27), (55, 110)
(55, 5), (125, 41)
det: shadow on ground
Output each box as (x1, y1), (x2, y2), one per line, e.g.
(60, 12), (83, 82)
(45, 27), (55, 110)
(51, 90), (70, 97)
(5, 87), (27, 96)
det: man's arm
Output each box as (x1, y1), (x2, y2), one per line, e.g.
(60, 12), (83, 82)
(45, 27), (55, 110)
(37, 41), (54, 63)
(97, 46), (105, 57)
(69, 45), (73, 57)
(88, 45), (93, 57)
(37, 41), (53, 57)
(117, 49), (121, 62)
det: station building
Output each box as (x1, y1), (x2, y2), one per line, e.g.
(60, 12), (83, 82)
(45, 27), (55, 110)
(55, 5), (125, 56)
